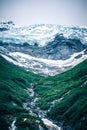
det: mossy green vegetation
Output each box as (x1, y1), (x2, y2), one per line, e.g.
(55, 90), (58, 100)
(0, 56), (43, 130)
(34, 60), (87, 129)
(0, 55), (87, 130)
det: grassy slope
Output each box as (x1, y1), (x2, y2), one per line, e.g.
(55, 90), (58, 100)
(0, 56), (44, 130)
(0, 55), (87, 130)
(34, 60), (87, 130)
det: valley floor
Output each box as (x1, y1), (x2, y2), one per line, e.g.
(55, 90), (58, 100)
(0, 56), (87, 130)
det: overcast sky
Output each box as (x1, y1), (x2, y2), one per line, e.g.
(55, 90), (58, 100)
(0, 0), (87, 26)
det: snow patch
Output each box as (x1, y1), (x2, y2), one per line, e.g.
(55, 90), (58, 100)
(1, 50), (87, 76)
(42, 118), (61, 130)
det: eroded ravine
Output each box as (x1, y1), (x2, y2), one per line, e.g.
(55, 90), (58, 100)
(9, 83), (71, 130)
(23, 83), (62, 130)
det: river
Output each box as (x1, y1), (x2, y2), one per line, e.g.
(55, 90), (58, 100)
(9, 83), (62, 130)
(23, 83), (62, 130)
(9, 118), (17, 130)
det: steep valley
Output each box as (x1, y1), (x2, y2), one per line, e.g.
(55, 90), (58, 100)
(0, 22), (87, 130)
(0, 56), (87, 130)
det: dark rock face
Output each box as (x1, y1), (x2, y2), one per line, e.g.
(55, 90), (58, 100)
(41, 34), (85, 60)
(0, 21), (15, 32)
(0, 27), (9, 31)
(0, 34), (86, 60)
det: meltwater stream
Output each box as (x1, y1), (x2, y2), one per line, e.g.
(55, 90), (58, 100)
(9, 118), (16, 130)
(9, 83), (68, 130)
(23, 83), (62, 130)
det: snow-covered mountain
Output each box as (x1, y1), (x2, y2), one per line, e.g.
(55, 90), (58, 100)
(0, 21), (87, 76)
(0, 23), (87, 46)
(0, 21), (15, 31)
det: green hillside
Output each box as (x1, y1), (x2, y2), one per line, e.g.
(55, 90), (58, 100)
(34, 60), (87, 130)
(0, 55), (87, 130)
(0, 56), (44, 130)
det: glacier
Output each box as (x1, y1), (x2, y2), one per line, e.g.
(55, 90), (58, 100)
(0, 21), (87, 76)
(0, 22), (87, 46)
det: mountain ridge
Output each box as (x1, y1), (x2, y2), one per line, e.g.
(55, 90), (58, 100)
(0, 21), (87, 46)
(0, 22), (87, 76)
(0, 21), (87, 130)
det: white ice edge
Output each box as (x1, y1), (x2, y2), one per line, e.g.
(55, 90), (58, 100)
(1, 50), (87, 76)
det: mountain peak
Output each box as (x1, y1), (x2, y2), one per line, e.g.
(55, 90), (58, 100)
(0, 21), (15, 31)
